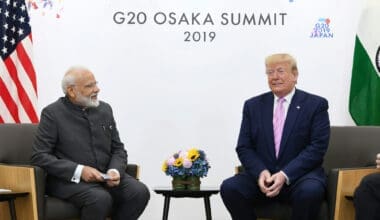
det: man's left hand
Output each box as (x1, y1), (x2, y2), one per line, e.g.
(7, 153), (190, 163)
(106, 170), (120, 187)
(265, 172), (286, 197)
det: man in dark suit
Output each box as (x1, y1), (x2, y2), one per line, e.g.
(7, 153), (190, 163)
(353, 154), (380, 220)
(31, 66), (150, 220)
(220, 53), (330, 220)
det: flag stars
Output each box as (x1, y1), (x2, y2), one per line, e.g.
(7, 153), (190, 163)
(1, 0), (32, 60)
(0, 0), (38, 123)
(1, 47), (7, 55)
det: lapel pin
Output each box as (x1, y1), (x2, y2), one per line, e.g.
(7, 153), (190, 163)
(296, 106), (300, 109)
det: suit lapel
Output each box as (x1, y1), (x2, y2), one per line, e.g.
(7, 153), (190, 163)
(261, 93), (276, 158)
(278, 89), (305, 158)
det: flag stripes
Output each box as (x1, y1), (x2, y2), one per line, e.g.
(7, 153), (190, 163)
(0, 0), (38, 123)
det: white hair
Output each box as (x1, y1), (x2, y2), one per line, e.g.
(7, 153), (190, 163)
(61, 65), (91, 95)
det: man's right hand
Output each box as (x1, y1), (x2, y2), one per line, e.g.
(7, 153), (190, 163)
(81, 166), (104, 182)
(258, 169), (272, 194)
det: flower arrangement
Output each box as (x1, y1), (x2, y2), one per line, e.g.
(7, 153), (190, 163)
(162, 148), (210, 178)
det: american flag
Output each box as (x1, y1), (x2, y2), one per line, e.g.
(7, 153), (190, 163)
(0, 0), (38, 123)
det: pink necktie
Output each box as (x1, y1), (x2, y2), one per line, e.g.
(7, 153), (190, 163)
(273, 97), (286, 158)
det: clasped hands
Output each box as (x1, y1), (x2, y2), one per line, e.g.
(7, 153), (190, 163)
(81, 166), (120, 187)
(258, 169), (286, 198)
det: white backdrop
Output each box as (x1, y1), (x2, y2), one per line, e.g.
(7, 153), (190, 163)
(29, 0), (363, 219)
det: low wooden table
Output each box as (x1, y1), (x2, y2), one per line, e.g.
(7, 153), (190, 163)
(0, 191), (29, 220)
(154, 187), (219, 220)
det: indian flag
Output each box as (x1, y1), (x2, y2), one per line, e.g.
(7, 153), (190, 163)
(349, 0), (380, 125)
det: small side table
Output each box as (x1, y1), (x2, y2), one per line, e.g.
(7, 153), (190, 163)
(0, 191), (29, 220)
(154, 187), (219, 220)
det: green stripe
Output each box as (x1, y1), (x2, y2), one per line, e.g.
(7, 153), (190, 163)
(349, 35), (380, 125)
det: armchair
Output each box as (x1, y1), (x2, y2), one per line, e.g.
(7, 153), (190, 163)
(0, 123), (140, 220)
(234, 126), (380, 220)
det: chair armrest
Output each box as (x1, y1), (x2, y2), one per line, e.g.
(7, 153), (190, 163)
(330, 167), (379, 220)
(0, 164), (39, 220)
(126, 164), (140, 180)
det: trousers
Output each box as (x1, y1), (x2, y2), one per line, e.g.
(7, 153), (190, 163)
(67, 174), (150, 220)
(353, 172), (380, 220)
(220, 173), (325, 220)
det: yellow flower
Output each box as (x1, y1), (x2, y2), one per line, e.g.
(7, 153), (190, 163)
(187, 148), (200, 161)
(173, 157), (183, 167)
(162, 161), (168, 172)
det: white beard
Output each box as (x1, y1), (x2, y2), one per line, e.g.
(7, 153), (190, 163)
(75, 92), (99, 108)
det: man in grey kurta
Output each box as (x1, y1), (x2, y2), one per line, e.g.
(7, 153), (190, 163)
(31, 66), (150, 220)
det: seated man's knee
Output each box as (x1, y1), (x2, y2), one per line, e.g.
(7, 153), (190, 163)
(78, 189), (113, 217)
(220, 178), (240, 199)
(354, 173), (380, 199)
(294, 179), (325, 201)
(91, 190), (113, 210)
(122, 181), (150, 209)
(359, 173), (379, 188)
(136, 182), (150, 206)
(220, 179), (232, 195)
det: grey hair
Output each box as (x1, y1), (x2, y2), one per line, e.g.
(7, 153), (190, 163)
(61, 66), (91, 95)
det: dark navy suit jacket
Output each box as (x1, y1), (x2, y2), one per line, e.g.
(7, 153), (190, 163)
(236, 89), (330, 186)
